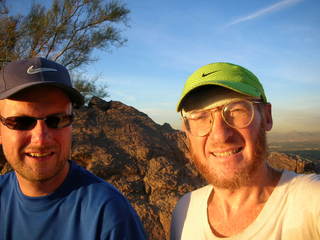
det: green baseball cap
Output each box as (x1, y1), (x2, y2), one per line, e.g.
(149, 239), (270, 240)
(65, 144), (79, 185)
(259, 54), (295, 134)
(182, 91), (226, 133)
(176, 62), (267, 112)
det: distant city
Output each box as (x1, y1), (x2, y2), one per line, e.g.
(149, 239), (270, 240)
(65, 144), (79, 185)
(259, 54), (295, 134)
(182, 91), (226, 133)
(268, 131), (320, 162)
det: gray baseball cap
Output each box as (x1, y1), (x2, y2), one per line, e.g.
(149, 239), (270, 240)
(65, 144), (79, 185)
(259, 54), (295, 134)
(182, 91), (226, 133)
(0, 57), (84, 108)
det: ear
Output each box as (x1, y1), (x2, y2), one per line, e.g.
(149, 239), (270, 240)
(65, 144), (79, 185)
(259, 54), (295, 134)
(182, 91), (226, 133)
(262, 103), (273, 132)
(181, 120), (187, 133)
(181, 120), (192, 152)
(0, 102), (3, 144)
(0, 120), (2, 145)
(181, 118), (191, 135)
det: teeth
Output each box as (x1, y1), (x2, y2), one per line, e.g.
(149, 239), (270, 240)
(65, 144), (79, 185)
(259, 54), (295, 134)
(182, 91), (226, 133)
(213, 148), (241, 157)
(27, 152), (51, 157)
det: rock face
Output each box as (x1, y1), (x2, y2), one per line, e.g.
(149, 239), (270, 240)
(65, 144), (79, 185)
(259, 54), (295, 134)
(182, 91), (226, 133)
(0, 97), (319, 239)
(267, 152), (320, 174)
(70, 97), (206, 240)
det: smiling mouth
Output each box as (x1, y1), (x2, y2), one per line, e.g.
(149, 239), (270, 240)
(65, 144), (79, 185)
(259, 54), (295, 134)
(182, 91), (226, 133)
(212, 147), (243, 157)
(25, 152), (53, 158)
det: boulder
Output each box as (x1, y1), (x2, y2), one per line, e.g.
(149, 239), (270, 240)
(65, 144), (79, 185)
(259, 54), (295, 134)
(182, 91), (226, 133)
(71, 97), (206, 239)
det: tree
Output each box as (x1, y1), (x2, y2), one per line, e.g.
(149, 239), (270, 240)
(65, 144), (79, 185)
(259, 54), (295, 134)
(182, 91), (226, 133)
(0, 0), (129, 102)
(72, 72), (109, 103)
(0, 0), (18, 66)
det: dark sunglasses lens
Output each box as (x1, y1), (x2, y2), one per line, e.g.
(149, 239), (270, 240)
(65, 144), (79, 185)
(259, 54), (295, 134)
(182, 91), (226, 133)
(45, 115), (74, 129)
(5, 116), (37, 130)
(2, 114), (74, 130)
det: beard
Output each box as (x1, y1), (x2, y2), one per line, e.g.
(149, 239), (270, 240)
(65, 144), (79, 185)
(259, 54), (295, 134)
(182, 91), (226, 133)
(189, 126), (268, 190)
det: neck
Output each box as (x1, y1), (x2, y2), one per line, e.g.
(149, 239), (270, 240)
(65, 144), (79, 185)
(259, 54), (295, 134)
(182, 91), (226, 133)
(207, 165), (282, 237)
(16, 162), (70, 197)
(211, 164), (281, 209)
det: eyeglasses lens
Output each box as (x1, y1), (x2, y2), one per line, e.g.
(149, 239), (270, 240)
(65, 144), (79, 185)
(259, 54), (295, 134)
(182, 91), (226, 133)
(185, 101), (254, 136)
(187, 111), (212, 137)
(1, 114), (74, 130)
(223, 101), (254, 128)
(6, 116), (36, 130)
(46, 115), (73, 129)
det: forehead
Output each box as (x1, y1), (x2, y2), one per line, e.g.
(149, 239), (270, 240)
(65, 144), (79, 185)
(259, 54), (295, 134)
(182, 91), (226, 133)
(0, 86), (72, 115)
(182, 86), (256, 112)
(10, 85), (70, 101)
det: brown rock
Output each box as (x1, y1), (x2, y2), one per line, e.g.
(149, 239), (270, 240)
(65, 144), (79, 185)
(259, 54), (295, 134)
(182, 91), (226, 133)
(267, 151), (320, 174)
(71, 99), (206, 239)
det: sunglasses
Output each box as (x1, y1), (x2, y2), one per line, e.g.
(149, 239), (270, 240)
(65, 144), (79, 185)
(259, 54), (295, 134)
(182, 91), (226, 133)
(0, 113), (74, 130)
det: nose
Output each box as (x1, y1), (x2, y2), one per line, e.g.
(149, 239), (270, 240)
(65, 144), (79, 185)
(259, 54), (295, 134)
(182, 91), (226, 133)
(207, 111), (233, 143)
(30, 120), (51, 144)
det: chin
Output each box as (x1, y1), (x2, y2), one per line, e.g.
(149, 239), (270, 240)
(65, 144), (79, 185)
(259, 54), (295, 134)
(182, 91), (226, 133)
(192, 127), (268, 190)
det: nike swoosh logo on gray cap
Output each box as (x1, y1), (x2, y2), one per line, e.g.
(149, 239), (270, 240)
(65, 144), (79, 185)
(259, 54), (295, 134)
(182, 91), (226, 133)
(27, 65), (58, 74)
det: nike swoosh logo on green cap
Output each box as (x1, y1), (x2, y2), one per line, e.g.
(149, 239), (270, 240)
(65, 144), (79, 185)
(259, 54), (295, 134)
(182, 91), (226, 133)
(201, 70), (220, 77)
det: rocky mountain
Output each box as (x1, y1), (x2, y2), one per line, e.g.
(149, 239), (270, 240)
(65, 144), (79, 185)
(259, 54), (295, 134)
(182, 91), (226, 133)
(0, 97), (319, 239)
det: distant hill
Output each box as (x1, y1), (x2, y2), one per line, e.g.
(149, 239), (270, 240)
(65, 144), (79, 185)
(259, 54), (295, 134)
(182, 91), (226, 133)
(268, 131), (320, 161)
(268, 131), (320, 143)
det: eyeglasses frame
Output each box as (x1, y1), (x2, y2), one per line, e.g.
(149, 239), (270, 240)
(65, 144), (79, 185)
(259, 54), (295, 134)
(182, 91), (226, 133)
(0, 113), (74, 130)
(181, 99), (264, 137)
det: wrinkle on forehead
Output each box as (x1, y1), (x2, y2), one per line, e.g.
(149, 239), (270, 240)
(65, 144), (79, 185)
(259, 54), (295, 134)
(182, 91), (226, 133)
(182, 87), (257, 112)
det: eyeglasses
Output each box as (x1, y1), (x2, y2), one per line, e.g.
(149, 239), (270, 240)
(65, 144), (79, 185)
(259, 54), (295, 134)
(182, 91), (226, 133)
(0, 113), (74, 130)
(182, 100), (262, 137)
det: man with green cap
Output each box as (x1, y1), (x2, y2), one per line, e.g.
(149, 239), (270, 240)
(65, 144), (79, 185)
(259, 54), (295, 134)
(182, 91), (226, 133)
(170, 62), (320, 239)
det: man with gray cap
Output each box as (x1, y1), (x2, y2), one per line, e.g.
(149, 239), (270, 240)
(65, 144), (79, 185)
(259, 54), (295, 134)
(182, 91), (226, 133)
(170, 62), (320, 240)
(0, 57), (146, 239)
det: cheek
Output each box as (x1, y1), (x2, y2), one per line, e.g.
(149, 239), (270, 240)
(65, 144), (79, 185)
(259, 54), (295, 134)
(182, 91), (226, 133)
(0, 128), (28, 159)
(187, 134), (207, 158)
(241, 118), (264, 152)
(56, 128), (72, 148)
(1, 127), (24, 147)
(52, 129), (72, 159)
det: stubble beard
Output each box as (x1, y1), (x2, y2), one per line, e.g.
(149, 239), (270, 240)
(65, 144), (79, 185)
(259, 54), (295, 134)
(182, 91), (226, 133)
(190, 127), (268, 190)
(8, 146), (69, 183)
(20, 159), (68, 183)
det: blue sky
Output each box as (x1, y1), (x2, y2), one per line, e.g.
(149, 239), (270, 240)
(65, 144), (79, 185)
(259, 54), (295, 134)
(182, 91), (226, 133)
(10, 0), (320, 133)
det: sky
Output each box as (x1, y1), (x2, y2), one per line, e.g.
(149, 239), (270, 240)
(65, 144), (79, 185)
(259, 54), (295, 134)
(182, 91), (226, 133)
(9, 0), (320, 133)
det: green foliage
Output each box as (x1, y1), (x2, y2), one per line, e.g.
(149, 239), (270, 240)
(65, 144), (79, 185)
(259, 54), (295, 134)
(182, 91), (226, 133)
(0, 0), (129, 99)
(71, 72), (109, 104)
(0, 0), (20, 65)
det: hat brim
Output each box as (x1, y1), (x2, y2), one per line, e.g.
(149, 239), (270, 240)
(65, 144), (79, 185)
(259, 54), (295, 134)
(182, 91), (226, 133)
(0, 81), (84, 108)
(176, 80), (264, 112)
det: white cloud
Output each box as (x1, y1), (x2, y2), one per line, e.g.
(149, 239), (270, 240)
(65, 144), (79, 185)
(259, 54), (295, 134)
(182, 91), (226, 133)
(227, 0), (303, 27)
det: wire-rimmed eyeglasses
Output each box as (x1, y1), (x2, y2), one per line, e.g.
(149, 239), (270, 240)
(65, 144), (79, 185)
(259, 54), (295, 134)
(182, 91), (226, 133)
(182, 100), (263, 137)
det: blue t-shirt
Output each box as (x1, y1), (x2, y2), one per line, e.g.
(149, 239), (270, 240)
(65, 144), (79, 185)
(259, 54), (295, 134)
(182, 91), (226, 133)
(0, 161), (146, 240)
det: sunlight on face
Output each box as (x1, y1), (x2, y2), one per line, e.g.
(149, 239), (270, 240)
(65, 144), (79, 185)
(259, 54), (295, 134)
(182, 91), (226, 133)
(0, 86), (72, 184)
(184, 91), (272, 190)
